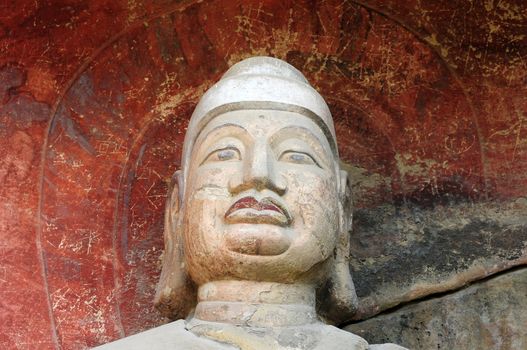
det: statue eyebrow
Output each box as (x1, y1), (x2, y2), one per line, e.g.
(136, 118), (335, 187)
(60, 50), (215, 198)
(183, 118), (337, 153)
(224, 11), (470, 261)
(273, 125), (329, 147)
(199, 122), (248, 142)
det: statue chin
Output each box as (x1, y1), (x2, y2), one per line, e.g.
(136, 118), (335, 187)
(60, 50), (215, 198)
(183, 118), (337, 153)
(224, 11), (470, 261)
(224, 224), (292, 256)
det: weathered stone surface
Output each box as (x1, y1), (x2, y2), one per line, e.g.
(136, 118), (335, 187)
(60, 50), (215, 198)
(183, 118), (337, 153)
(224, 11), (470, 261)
(349, 198), (527, 319)
(345, 268), (527, 350)
(95, 320), (237, 350)
(0, 0), (526, 348)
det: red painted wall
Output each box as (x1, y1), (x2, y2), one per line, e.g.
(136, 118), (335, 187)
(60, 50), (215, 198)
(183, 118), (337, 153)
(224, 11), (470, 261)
(1, 1), (525, 348)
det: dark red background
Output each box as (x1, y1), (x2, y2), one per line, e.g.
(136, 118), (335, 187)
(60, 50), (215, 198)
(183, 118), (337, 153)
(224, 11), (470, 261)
(1, 1), (525, 348)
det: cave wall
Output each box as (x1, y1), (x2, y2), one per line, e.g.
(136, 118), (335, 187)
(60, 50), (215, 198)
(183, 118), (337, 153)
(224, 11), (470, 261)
(0, 0), (525, 349)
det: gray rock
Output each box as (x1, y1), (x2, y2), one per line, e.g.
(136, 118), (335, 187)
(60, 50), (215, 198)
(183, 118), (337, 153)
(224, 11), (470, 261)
(345, 268), (527, 350)
(349, 198), (527, 320)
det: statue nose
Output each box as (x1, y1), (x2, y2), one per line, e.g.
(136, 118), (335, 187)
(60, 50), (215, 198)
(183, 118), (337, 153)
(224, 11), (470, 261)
(228, 141), (286, 196)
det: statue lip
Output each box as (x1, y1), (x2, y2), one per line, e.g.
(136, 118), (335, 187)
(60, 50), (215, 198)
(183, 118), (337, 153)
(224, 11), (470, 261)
(224, 196), (291, 226)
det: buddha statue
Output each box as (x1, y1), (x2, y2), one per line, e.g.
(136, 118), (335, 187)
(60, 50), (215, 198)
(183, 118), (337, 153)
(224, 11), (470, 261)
(95, 57), (406, 350)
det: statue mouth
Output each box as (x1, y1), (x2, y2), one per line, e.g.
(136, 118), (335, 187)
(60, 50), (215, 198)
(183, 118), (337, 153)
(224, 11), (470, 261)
(224, 196), (291, 226)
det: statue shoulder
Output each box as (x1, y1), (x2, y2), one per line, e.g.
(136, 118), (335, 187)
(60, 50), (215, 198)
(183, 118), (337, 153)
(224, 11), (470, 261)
(92, 320), (236, 350)
(315, 325), (409, 350)
(369, 344), (409, 350)
(313, 325), (369, 350)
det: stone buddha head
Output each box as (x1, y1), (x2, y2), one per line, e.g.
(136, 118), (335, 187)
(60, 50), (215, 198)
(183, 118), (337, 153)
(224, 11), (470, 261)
(155, 56), (358, 325)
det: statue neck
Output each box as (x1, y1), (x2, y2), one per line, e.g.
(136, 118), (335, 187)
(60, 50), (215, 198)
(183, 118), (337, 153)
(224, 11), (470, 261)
(192, 280), (320, 327)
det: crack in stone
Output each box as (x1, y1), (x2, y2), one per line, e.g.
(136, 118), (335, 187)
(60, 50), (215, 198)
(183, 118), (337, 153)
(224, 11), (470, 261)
(343, 264), (527, 327)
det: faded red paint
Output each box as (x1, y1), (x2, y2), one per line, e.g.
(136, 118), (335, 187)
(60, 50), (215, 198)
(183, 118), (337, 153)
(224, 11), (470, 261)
(0, 0), (525, 348)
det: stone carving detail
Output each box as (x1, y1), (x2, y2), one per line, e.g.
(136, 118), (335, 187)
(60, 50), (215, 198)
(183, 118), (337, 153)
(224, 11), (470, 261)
(96, 57), (406, 349)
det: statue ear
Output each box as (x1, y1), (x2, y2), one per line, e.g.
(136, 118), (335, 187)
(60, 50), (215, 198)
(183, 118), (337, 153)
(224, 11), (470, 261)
(154, 170), (196, 319)
(317, 169), (358, 324)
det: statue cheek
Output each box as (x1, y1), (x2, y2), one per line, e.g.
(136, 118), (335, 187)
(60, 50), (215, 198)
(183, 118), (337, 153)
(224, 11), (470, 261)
(287, 175), (338, 211)
(184, 171), (232, 228)
(191, 165), (240, 188)
(290, 177), (340, 255)
(184, 196), (226, 247)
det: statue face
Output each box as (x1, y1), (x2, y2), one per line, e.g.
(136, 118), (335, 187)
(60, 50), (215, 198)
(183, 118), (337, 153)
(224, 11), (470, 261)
(180, 109), (342, 285)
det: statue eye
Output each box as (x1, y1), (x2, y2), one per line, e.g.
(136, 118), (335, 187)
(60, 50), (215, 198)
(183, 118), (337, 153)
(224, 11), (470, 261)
(203, 147), (241, 163)
(279, 151), (318, 166)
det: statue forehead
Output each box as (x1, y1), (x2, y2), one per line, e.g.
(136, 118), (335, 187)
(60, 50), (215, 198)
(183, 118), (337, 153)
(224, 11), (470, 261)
(193, 109), (332, 146)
